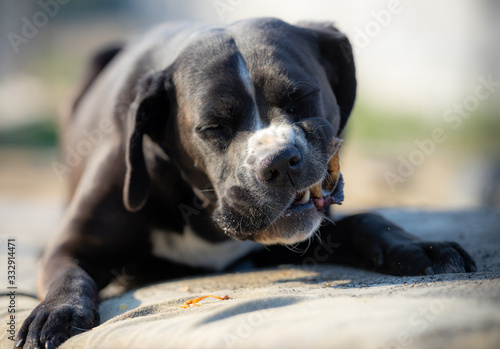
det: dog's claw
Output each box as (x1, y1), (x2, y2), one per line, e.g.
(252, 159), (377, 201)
(384, 240), (476, 276)
(16, 300), (98, 349)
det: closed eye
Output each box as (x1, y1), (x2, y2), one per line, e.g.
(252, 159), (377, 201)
(195, 122), (232, 137)
(285, 90), (319, 117)
(197, 124), (224, 132)
(195, 121), (233, 149)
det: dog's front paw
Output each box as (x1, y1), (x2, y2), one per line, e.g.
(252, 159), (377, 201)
(15, 299), (99, 349)
(380, 241), (477, 276)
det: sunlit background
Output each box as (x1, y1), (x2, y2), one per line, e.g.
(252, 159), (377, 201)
(0, 0), (499, 217)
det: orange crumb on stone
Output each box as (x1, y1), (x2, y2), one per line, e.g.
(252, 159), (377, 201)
(180, 295), (230, 308)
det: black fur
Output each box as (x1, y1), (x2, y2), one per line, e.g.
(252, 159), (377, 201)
(16, 18), (475, 349)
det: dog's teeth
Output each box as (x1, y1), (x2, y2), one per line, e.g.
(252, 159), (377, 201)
(321, 150), (341, 196)
(310, 183), (322, 198)
(298, 189), (310, 203)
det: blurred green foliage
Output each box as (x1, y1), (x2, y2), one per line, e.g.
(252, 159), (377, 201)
(0, 119), (57, 147)
(346, 102), (500, 156)
(345, 103), (430, 142)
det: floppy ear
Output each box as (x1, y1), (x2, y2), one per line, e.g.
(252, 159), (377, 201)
(298, 22), (357, 135)
(123, 70), (171, 212)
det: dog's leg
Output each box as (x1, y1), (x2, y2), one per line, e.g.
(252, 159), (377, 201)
(15, 253), (100, 349)
(15, 159), (147, 348)
(325, 213), (477, 275)
(252, 213), (476, 276)
(15, 206), (146, 349)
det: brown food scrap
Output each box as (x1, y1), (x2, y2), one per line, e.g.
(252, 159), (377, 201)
(180, 295), (230, 308)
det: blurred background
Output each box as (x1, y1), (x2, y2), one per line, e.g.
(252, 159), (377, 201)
(0, 0), (499, 220)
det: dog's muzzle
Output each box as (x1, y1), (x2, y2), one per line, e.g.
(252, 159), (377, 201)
(214, 136), (344, 245)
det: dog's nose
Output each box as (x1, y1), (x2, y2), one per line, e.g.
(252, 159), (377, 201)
(257, 146), (302, 187)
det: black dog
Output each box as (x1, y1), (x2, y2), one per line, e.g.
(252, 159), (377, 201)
(16, 18), (476, 348)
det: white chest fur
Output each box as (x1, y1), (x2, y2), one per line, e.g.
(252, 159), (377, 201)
(150, 227), (263, 271)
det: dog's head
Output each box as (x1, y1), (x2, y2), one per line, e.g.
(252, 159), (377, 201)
(123, 18), (356, 245)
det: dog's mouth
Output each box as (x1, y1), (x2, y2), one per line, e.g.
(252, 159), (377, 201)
(215, 138), (344, 244)
(289, 138), (344, 211)
(250, 140), (343, 245)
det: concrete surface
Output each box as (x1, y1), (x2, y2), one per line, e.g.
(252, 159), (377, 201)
(0, 200), (499, 349)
